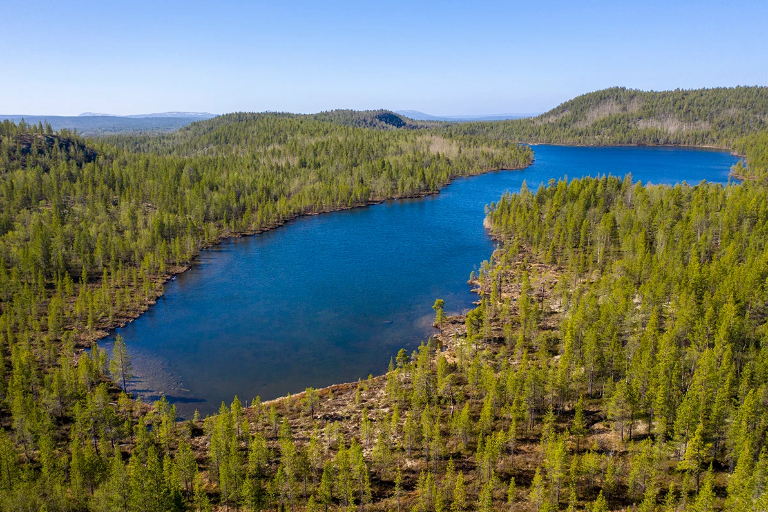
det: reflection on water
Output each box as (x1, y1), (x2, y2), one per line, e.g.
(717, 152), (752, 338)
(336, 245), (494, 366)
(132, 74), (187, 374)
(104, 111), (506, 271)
(103, 145), (738, 417)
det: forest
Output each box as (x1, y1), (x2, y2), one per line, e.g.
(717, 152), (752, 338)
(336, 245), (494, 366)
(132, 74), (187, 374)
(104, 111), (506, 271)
(1, 86), (768, 511)
(732, 132), (768, 180)
(4, 174), (766, 511)
(0, 114), (531, 510)
(441, 86), (768, 147)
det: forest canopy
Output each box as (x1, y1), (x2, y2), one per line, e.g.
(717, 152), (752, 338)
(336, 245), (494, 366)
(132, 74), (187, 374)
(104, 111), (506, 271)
(442, 86), (768, 147)
(732, 132), (768, 180)
(1, 86), (768, 510)
(0, 114), (534, 508)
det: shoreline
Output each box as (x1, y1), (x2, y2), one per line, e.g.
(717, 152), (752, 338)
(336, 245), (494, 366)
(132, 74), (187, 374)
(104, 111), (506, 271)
(526, 141), (734, 151)
(89, 142), (743, 415)
(83, 162), (531, 406)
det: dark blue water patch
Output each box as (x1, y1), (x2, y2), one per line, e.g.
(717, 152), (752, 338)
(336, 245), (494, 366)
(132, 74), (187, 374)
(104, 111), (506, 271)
(102, 145), (738, 417)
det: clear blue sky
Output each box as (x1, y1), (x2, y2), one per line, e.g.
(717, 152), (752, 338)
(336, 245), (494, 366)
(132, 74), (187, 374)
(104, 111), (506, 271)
(2, 0), (766, 116)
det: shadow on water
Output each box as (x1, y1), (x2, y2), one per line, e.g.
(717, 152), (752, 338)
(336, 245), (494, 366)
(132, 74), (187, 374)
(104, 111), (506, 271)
(102, 145), (739, 418)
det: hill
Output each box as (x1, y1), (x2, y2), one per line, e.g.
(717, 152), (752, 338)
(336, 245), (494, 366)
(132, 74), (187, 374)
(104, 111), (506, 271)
(101, 111), (449, 155)
(309, 109), (440, 129)
(444, 86), (768, 147)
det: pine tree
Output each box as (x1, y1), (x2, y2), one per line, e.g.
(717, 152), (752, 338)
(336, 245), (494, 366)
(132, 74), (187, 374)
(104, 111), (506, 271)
(318, 461), (334, 512)
(69, 437), (87, 507)
(102, 451), (130, 512)
(193, 473), (212, 512)
(677, 422), (710, 491)
(451, 471), (466, 512)
(176, 440), (198, 497)
(692, 467), (715, 512)
(303, 387), (320, 418)
(109, 334), (132, 391)
(394, 465), (403, 512)
(591, 491), (608, 512)
(479, 473), (496, 512)
(566, 484), (577, 512)
(507, 477), (517, 511)
(529, 467), (546, 512)
(572, 396), (588, 452)
(433, 299), (446, 334)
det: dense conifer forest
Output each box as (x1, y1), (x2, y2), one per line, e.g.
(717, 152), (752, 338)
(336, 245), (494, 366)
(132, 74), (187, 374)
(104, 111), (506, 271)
(1, 87), (768, 511)
(443, 86), (768, 147)
(732, 133), (768, 180)
(0, 114), (531, 511)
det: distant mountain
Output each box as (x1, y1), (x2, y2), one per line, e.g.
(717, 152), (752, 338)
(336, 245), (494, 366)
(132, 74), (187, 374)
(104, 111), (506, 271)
(1, 113), (217, 136)
(396, 110), (537, 122)
(130, 112), (215, 119)
(78, 111), (215, 119)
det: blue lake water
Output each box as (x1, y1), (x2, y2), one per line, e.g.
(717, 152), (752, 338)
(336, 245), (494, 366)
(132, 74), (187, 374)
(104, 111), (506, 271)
(104, 145), (738, 417)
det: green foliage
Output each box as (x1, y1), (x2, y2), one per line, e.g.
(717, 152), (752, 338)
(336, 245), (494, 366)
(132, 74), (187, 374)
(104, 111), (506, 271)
(0, 114), (533, 511)
(483, 174), (768, 509)
(433, 298), (446, 334)
(5, 92), (768, 510)
(109, 334), (132, 391)
(445, 86), (768, 146)
(732, 131), (768, 180)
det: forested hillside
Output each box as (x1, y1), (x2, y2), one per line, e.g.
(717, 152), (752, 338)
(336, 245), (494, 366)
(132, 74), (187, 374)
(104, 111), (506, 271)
(309, 110), (437, 130)
(444, 86), (768, 147)
(0, 116), (531, 510)
(102, 112), (441, 154)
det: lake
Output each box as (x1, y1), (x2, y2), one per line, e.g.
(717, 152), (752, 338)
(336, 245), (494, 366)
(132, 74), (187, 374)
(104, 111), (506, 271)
(104, 145), (739, 417)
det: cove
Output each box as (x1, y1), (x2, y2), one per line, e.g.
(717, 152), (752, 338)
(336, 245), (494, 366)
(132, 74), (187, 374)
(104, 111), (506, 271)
(104, 145), (739, 417)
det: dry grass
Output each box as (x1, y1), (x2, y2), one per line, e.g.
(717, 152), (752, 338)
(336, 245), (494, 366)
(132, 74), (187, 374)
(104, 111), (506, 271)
(426, 135), (460, 158)
(636, 117), (712, 133)
(535, 109), (572, 125)
(575, 98), (642, 128)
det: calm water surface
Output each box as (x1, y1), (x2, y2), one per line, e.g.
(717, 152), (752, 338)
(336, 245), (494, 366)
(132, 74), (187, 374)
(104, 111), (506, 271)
(105, 145), (738, 416)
